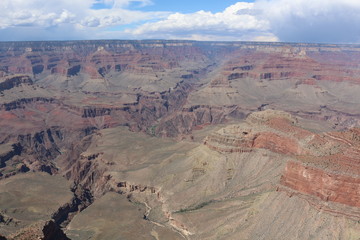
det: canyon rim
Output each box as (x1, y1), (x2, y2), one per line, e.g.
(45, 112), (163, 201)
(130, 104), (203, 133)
(1, 40), (360, 239)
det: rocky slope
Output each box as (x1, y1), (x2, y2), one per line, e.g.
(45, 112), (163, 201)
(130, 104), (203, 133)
(1, 40), (360, 239)
(205, 110), (360, 218)
(55, 110), (360, 239)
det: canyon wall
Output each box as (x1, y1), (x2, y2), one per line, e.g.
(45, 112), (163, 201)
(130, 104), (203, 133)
(2, 40), (360, 239)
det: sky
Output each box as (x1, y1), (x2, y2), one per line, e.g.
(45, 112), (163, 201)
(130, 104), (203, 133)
(1, 0), (360, 43)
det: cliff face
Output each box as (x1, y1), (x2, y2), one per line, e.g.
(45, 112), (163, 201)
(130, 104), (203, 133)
(51, 110), (360, 239)
(2, 40), (360, 239)
(204, 109), (360, 219)
(281, 161), (360, 208)
(0, 41), (210, 86)
(204, 110), (307, 155)
(2, 40), (360, 140)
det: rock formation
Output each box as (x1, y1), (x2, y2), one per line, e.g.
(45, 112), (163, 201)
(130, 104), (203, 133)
(204, 110), (360, 218)
(1, 40), (360, 239)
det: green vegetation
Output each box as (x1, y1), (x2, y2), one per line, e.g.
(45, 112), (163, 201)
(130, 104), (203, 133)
(147, 125), (157, 136)
(174, 200), (215, 213)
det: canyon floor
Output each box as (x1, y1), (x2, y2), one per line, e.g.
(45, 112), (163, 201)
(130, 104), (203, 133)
(1, 40), (360, 239)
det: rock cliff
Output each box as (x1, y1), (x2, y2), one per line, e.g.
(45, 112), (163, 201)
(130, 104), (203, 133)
(2, 40), (360, 239)
(204, 110), (360, 219)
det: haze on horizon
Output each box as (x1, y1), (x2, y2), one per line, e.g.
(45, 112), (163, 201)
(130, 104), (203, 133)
(1, 0), (360, 44)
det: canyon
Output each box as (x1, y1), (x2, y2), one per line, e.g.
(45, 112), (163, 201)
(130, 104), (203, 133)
(1, 40), (360, 239)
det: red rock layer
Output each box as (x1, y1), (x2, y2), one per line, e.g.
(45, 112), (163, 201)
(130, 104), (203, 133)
(0, 41), (209, 79)
(281, 161), (360, 208)
(209, 47), (360, 90)
(204, 111), (308, 155)
(204, 110), (360, 211)
(252, 132), (303, 155)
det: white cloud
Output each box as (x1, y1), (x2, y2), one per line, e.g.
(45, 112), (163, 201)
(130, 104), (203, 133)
(0, 0), (168, 40)
(257, 0), (360, 43)
(78, 8), (167, 29)
(0, 0), (90, 29)
(127, 0), (360, 43)
(1, 0), (360, 43)
(128, 2), (276, 41)
(98, 0), (153, 8)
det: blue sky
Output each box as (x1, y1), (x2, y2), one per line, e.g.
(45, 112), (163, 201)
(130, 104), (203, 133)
(91, 0), (254, 12)
(138, 0), (254, 13)
(1, 0), (360, 43)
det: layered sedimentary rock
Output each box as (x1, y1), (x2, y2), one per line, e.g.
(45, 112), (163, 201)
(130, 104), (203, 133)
(52, 110), (360, 239)
(204, 110), (306, 154)
(205, 110), (360, 219)
(281, 161), (360, 207)
(2, 40), (360, 239)
(2, 40), (360, 140)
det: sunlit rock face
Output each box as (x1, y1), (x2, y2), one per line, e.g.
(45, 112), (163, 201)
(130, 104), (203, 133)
(2, 40), (360, 239)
